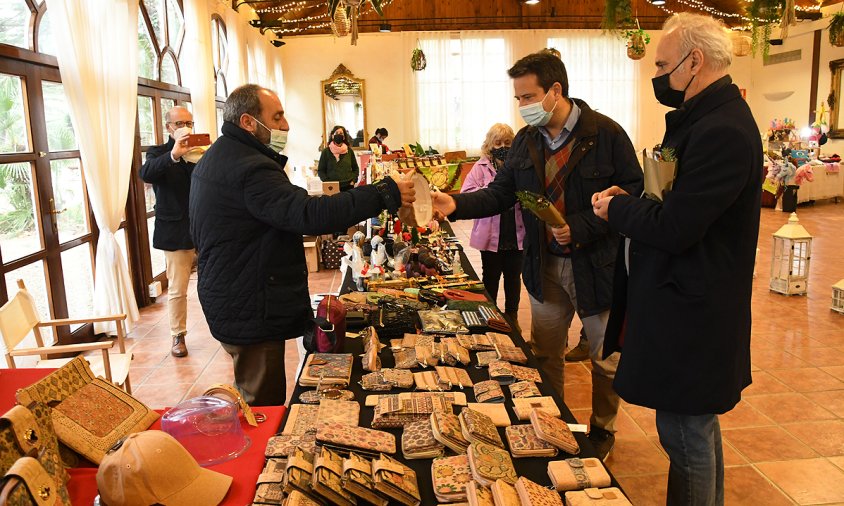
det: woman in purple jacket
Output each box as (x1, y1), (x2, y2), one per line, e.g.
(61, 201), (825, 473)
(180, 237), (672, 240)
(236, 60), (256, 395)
(461, 123), (525, 323)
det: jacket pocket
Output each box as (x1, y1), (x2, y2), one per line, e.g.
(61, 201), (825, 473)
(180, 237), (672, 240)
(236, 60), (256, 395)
(264, 267), (310, 321)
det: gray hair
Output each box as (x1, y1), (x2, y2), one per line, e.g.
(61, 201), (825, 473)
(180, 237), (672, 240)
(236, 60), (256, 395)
(164, 105), (190, 123)
(223, 84), (266, 123)
(663, 13), (732, 72)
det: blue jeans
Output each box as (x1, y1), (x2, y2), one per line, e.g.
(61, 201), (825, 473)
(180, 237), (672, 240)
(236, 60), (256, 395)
(655, 411), (724, 506)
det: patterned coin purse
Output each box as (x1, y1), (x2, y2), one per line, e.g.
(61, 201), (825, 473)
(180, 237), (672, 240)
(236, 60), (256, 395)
(264, 433), (317, 457)
(430, 411), (470, 453)
(508, 381), (542, 399)
(473, 380), (505, 403)
(315, 422), (396, 456)
(505, 424), (558, 458)
(459, 407), (505, 448)
(467, 481), (495, 506)
(431, 455), (472, 502)
(515, 476), (564, 506)
(530, 408), (580, 454)
(467, 441), (518, 487)
(402, 419), (445, 459)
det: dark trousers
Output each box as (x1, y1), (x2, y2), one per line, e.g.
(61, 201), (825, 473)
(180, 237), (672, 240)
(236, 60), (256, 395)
(221, 340), (287, 406)
(480, 249), (524, 313)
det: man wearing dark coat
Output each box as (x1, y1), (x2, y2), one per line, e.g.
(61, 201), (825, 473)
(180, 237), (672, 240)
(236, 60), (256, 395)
(190, 84), (414, 406)
(139, 106), (195, 358)
(593, 13), (762, 505)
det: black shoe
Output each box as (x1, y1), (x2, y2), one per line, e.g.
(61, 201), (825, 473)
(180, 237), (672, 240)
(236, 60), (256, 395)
(588, 427), (615, 461)
(565, 338), (589, 362)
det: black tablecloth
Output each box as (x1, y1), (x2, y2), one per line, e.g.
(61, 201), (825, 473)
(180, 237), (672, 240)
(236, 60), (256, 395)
(283, 223), (621, 502)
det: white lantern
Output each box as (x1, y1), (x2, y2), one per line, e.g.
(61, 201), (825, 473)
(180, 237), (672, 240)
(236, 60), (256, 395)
(832, 279), (844, 314)
(770, 212), (813, 296)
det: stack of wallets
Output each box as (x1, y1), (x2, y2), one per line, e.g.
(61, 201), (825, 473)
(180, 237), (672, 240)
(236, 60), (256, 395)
(494, 344), (528, 364)
(252, 457), (286, 505)
(283, 490), (322, 506)
(431, 455), (472, 502)
(511, 364), (543, 383)
(372, 454), (422, 506)
(504, 424), (558, 458)
(515, 476), (564, 506)
(509, 381), (542, 399)
(477, 306), (512, 334)
(512, 396), (561, 421)
(402, 419), (445, 459)
(467, 441), (518, 487)
(299, 353), (353, 387)
(298, 389), (355, 404)
(372, 393), (452, 429)
(459, 407), (505, 448)
(362, 326), (382, 372)
(467, 482), (495, 506)
(311, 447), (356, 506)
(564, 487), (632, 505)
(491, 479), (520, 506)
(547, 458), (612, 491)
(457, 333), (496, 351)
(441, 337), (471, 365)
(283, 448), (319, 501)
(473, 380), (505, 403)
(488, 360), (516, 384)
(315, 422), (396, 457)
(465, 403), (511, 427)
(530, 408), (580, 454)
(365, 391), (466, 407)
(265, 433), (317, 458)
(342, 452), (388, 506)
(475, 351), (499, 367)
(360, 368), (414, 391)
(430, 411), (470, 453)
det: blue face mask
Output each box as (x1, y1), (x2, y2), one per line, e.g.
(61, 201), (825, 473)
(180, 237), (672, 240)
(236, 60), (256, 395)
(519, 88), (557, 127)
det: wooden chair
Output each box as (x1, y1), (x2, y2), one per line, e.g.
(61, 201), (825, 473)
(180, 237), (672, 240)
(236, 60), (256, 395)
(0, 279), (133, 393)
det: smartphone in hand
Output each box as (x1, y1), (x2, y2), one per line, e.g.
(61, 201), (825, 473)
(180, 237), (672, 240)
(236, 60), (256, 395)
(186, 133), (211, 147)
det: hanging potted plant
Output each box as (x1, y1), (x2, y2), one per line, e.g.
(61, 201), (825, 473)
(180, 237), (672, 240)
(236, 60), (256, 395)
(327, 0), (383, 45)
(624, 22), (650, 60)
(411, 48), (427, 71)
(748, 0), (789, 57)
(829, 12), (844, 47)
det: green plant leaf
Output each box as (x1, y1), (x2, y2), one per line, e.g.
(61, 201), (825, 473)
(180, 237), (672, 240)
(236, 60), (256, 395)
(371, 0), (384, 17)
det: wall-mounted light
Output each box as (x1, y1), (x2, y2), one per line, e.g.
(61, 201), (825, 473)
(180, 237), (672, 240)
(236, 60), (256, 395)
(650, 0), (666, 5)
(271, 39), (285, 47)
(379, 23), (392, 32)
(522, 0), (540, 5)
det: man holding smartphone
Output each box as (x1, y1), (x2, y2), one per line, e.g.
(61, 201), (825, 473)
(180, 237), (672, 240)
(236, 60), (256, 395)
(140, 105), (198, 358)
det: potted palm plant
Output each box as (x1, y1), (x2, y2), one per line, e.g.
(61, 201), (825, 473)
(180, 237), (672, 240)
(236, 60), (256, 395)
(829, 11), (844, 47)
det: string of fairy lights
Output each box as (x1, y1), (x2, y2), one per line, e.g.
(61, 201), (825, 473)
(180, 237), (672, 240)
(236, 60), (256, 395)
(251, 0), (823, 35)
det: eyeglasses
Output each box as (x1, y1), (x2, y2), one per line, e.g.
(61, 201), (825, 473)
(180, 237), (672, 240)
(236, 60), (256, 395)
(168, 121), (194, 128)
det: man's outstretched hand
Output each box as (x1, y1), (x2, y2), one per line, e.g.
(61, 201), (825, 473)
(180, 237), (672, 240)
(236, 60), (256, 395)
(431, 191), (456, 221)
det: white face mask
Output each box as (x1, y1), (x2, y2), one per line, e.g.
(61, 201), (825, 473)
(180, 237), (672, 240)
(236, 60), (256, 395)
(519, 89), (557, 127)
(251, 116), (288, 153)
(172, 126), (192, 139)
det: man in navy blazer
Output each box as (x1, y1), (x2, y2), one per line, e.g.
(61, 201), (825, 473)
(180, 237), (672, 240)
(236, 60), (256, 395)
(593, 13), (762, 505)
(139, 106), (196, 358)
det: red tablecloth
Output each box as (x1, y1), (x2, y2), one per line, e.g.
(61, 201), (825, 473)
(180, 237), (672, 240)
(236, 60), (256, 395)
(1, 368), (285, 506)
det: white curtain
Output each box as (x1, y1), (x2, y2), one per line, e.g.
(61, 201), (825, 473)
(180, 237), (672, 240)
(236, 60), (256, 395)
(548, 33), (639, 145)
(184, 0), (218, 139)
(416, 33), (514, 153)
(46, 0), (140, 333)
(226, 7), (249, 90)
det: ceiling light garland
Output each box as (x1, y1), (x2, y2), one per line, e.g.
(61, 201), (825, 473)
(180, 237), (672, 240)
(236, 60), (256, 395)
(258, 1), (327, 15)
(651, 0), (821, 28)
(258, 0), (396, 34)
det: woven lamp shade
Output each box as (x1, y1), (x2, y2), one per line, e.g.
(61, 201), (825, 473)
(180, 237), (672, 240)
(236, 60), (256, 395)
(732, 32), (752, 57)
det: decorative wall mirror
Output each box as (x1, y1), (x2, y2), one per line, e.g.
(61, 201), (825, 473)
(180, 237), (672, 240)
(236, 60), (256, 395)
(828, 58), (844, 138)
(321, 64), (367, 148)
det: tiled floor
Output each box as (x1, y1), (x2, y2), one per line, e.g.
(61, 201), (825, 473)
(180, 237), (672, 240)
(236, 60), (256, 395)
(118, 201), (843, 505)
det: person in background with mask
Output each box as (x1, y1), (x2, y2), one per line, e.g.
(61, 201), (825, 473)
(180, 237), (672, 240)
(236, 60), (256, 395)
(369, 127), (390, 153)
(431, 52), (642, 460)
(318, 125), (359, 191)
(190, 84), (415, 405)
(460, 123), (525, 330)
(593, 14), (761, 504)
(139, 105), (196, 358)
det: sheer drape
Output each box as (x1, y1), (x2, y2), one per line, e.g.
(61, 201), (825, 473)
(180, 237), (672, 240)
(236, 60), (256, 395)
(416, 33), (513, 153)
(46, 0), (140, 333)
(548, 33), (639, 144)
(184, 0), (217, 139)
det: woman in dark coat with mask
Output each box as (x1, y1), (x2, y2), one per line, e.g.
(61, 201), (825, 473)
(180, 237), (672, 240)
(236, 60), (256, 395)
(318, 125), (360, 191)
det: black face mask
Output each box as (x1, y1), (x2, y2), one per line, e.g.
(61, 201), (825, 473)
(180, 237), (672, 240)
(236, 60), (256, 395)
(490, 146), (510, 161)
(333, 133), (345, 145)
(652, 52), (695, 108)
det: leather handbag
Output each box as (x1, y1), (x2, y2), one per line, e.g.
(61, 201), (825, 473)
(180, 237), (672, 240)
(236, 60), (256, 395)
(0, 456), (68, 506)
(303, 295), (346, 354)
(14, 356), (158, 465)
(1, 402), (69, 498)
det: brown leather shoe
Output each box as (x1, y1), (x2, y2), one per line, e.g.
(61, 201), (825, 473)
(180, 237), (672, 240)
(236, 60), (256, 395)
(171, 333), (188, 357)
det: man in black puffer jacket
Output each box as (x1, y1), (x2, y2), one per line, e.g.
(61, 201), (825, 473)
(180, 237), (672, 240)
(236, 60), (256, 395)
(432, 52), (643, 460)
(190, 84), (414, 405)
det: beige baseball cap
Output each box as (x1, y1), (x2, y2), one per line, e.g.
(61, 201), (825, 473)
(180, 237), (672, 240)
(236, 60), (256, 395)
(96, 430), (233, 506)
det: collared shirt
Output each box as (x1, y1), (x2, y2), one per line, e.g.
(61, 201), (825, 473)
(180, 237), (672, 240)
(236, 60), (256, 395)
(539, 99), (581, 151)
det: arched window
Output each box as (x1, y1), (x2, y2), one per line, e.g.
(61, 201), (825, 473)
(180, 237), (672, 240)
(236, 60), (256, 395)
(138, 0), (185, 85)
(211, 14), (228, 135)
